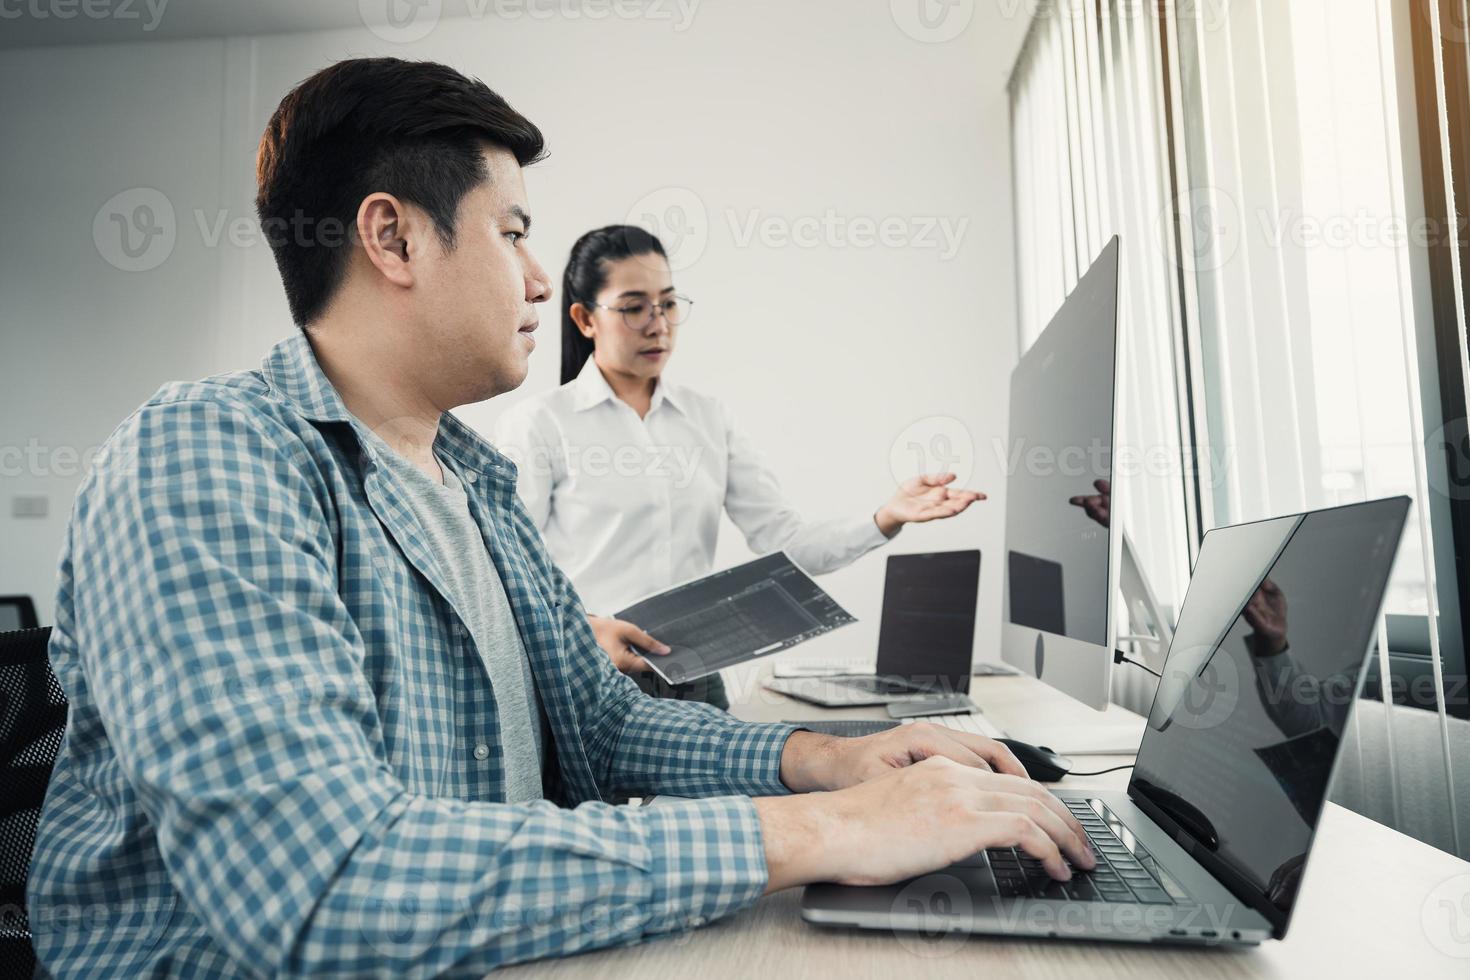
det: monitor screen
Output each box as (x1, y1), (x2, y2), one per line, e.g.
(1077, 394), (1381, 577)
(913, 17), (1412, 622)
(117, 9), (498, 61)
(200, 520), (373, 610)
(1129, 497), (1409, 933)
(1003, 236), (1119, 648)
(875, 550), (981, 690)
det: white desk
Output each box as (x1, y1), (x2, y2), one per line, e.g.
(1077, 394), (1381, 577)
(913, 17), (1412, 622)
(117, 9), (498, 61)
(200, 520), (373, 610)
(497, 670), (1470, 978)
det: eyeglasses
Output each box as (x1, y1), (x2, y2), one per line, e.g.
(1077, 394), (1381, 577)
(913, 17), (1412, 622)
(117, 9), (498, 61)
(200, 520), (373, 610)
(589, 294), (694, 331)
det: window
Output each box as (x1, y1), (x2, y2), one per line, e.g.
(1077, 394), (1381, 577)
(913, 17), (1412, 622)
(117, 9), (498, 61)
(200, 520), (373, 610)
(1009, 0), (1468, 859)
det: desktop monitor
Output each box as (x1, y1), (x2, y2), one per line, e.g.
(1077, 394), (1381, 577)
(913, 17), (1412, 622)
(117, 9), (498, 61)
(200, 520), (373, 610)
(1001, 236), (1121, 709)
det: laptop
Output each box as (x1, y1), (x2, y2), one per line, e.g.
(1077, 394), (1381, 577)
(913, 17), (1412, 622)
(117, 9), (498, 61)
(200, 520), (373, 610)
(765, 550), (981, 707)
(802, 497), (1410, 946)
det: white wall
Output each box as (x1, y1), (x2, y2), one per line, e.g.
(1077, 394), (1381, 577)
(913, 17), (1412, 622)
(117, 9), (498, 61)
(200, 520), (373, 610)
(0, 0), (1032, 671)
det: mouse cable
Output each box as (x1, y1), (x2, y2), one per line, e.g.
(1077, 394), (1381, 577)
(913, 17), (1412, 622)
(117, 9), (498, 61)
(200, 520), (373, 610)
(1112, 648), (1161, 678)
(1056, 652), (1152, 776)
(1071, 652), (1153, 776)
(1068, 762), (1136, 777)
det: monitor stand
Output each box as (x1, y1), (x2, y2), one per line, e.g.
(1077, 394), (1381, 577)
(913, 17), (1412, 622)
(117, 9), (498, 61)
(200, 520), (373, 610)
(1000, 533), (1168, 755)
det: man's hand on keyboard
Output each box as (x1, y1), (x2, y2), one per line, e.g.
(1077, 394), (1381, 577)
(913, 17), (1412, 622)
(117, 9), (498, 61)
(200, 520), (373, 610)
(755, 756), (1096, 891)
(779, 721), (1029, 792)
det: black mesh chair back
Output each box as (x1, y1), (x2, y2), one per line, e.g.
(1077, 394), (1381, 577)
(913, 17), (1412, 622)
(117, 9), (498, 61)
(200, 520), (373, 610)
(0, 627), (64, 980)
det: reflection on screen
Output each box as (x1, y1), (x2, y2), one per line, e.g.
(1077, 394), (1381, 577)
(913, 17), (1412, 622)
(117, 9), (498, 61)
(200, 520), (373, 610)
(1003, 237), (1118, 647)
(1131, 498), (1409, 929)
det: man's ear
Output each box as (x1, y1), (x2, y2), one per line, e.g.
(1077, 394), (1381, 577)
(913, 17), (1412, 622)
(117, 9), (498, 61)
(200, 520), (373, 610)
(356, 193), (415, 288)
(570, 302), (598, 340)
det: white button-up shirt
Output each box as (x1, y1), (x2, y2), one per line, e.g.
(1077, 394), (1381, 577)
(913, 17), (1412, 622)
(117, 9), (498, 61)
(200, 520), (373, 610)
(492, 357), (891, 615)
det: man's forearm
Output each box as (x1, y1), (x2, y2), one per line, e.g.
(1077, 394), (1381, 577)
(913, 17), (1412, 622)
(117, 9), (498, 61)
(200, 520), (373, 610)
(753, 794), (840, 893)
(777, 730), (843, 793)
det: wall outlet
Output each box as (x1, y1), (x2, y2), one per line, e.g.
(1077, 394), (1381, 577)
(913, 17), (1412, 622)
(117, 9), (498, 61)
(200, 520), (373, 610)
(11, 495), (49, 518)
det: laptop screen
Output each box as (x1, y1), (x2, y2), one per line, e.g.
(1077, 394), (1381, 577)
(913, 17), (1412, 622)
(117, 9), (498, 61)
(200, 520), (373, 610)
(1128, 497), (1409, 935)
(874, 550), (981, 691)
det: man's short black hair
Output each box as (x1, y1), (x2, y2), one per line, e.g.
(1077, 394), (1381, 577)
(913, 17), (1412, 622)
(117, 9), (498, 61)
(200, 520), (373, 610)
(255, 58), (546, 327)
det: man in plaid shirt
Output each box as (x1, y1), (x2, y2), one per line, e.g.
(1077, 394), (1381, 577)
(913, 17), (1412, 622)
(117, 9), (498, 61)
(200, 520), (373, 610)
(28, 58), (1093, 977)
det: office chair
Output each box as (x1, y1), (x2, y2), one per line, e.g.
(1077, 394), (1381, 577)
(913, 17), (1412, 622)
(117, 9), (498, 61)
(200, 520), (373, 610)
(0, 597), (38, 632)
(0, 627), (65, 979)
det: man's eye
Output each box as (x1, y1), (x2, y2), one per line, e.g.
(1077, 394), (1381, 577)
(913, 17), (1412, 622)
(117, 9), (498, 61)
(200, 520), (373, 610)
(505, 231), (526, 245)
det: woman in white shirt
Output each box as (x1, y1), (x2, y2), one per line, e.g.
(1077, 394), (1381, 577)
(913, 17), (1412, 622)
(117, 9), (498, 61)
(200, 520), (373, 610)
(493, 225), (982, 706)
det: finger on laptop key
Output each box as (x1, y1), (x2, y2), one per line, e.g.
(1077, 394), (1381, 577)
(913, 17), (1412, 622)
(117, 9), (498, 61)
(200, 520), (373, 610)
(990, 775), (1095, 868)
(997, 815), (1069, 880)
(986, 790), (1093, 872)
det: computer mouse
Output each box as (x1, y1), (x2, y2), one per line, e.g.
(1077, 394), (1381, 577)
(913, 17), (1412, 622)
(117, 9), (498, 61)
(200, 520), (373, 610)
(995, 738), (1073, 782)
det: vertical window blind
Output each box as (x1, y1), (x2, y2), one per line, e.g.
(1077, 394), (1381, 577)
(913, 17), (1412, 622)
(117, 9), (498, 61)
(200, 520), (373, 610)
(1008, 0), (1468, 859)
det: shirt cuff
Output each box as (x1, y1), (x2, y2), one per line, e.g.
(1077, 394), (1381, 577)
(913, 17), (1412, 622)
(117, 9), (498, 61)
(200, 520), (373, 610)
(1249, 645), (1293, 676)
(856, 513), (895, 548)
(719, 722), (802, 796)
(637, 795), (771, 935)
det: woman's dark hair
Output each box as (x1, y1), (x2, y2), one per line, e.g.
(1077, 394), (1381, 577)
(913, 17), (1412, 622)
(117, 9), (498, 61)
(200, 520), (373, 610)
(560, 225), (668, 384)
(255, 57), (546, 326)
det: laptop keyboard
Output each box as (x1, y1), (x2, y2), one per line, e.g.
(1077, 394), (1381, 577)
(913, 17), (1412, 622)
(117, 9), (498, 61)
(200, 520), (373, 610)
(832, 676), (929, 695)
(983, 799), (1191, 905)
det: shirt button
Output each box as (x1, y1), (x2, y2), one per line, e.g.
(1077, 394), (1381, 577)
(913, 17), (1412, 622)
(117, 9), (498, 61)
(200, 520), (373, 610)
(690, 916), (707, 928)
(464, 470), (478, 484)
(473, 743), (491, 761)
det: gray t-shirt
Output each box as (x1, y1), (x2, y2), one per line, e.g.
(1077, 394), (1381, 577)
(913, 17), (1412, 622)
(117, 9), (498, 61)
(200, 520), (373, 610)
(364, 429), (545, 803)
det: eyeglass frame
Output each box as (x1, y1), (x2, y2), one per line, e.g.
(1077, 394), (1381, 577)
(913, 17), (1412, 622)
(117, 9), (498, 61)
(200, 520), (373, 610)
(586, 294), (694, 331)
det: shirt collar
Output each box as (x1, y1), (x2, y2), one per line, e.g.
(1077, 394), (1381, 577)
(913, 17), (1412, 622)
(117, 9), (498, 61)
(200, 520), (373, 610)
(260, 332), (519, 487)
(569, 355), (682, 415)
(261, 332), (353, 424)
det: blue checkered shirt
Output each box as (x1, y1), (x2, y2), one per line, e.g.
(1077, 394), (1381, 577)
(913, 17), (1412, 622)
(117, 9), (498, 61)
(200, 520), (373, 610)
(28, 333), (800, 978)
